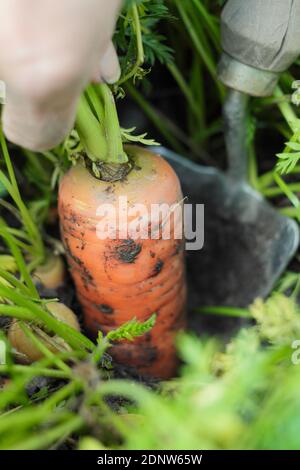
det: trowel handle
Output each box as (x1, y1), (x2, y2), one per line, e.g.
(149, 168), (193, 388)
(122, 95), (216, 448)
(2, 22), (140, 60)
(218, 0), (300, 97)
(223, 90), (249, 182)
(219, 0), (300, 181)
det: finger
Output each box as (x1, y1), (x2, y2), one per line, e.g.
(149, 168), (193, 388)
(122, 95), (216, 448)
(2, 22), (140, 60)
(96, 41), (121, 84)
(2, 96), (78, 151)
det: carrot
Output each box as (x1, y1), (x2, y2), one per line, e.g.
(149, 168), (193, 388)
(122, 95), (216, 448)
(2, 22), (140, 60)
(33, 254), (65, 289)
(58, 85), (186, 379)
(9, 302), (80, 363)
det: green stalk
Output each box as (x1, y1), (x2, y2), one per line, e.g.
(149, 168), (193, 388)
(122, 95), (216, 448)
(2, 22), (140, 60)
(118, 4), (144, 86)
(0, 129), (45, 263)
(0, 223), (39, 297)
(175, 0), (225, 101)
(273, 172), (300, 222)
(85, 84), (105, 122)
(76, 84), (127, 168)
(0, 305), (35, 321)
(248, 143), (259, 190)
(260, 164), (300, 190)
(0, 384), (83, 449)
(0, 365), (71, 380)
(126, 82), (187, 155)
(7, 415), (83, 450)
(189, 59), (206, 142)
(279, 207), (300, 218)
(0, 268), (33, 295)
(98, 84), (128, 164)
(0, 375), (35, 410)
(196, 306), (250, 318)
(191, 0), (220, 50)
(258, 171), (277, 190)
(75, 93), (107, 161)
(0, 407), (57, 435)
(167, 62), (202, 121)
(41, 381), (82, 411)
(274, 87), (298, 132)
(262, 183), (300, 198)
(0, 283), (94, 352)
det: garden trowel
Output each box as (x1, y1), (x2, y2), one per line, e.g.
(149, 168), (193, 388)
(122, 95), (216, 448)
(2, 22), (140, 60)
(152, 0), (300, 309)
(153, 90), (299, 309)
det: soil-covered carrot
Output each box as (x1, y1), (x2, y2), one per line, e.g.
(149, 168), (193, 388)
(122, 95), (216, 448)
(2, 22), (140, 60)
(58, 85), (186, 379)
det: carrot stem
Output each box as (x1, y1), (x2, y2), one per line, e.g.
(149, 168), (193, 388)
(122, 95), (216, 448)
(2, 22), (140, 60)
(98, 84), (128, 164)
(76, 84), (127, 167)
(75, 93), (108, 162)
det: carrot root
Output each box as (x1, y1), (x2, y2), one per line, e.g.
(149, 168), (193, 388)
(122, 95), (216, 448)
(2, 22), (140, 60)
(58, 146), (187, 379)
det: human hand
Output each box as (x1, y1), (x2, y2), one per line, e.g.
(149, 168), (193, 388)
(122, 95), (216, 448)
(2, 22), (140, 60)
(0, 0), (122, 151)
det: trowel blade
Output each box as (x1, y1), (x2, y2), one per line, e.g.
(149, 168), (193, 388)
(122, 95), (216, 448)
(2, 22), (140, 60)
(153, 147), (299, 309)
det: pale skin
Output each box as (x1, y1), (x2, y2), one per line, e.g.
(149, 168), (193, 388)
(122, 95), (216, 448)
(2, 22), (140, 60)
(0, 0), (122, 151)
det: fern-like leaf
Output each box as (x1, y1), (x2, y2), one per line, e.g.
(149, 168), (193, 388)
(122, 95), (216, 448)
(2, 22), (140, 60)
(121, 127), (160, 146)
(107, 314), (156, 342)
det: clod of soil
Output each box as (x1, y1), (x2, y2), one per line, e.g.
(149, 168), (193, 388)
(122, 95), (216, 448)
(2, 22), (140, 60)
(115, 239), (142, 264)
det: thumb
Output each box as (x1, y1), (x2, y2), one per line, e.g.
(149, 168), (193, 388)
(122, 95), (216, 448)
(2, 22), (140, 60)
(94, 41), (121, 84)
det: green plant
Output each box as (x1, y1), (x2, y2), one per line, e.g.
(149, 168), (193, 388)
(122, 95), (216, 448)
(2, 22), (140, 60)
(0, 129), (46, 271)
(92, 294), (300, 450)
(0, 231), (157, 449)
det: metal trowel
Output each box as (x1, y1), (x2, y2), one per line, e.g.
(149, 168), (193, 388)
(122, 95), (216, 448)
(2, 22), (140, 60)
(153, 0), (300, 309)
(152, 89), (299, 309)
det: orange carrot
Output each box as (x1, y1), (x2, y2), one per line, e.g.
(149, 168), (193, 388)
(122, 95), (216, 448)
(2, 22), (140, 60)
(58, 85), (187, 379)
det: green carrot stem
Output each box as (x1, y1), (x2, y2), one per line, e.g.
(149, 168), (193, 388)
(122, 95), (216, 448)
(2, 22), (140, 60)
(75, 93), (108, 161)
(0, 224), (39, 297)
(76, 85), (127, 166)
(98, 83), (128, 164)
(0, 365), (71, 380)
(0, 128), (45, 263)
(85, 84), (105, 122)
(0, 282), (94, 351)
(0, 305), (35, 321)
